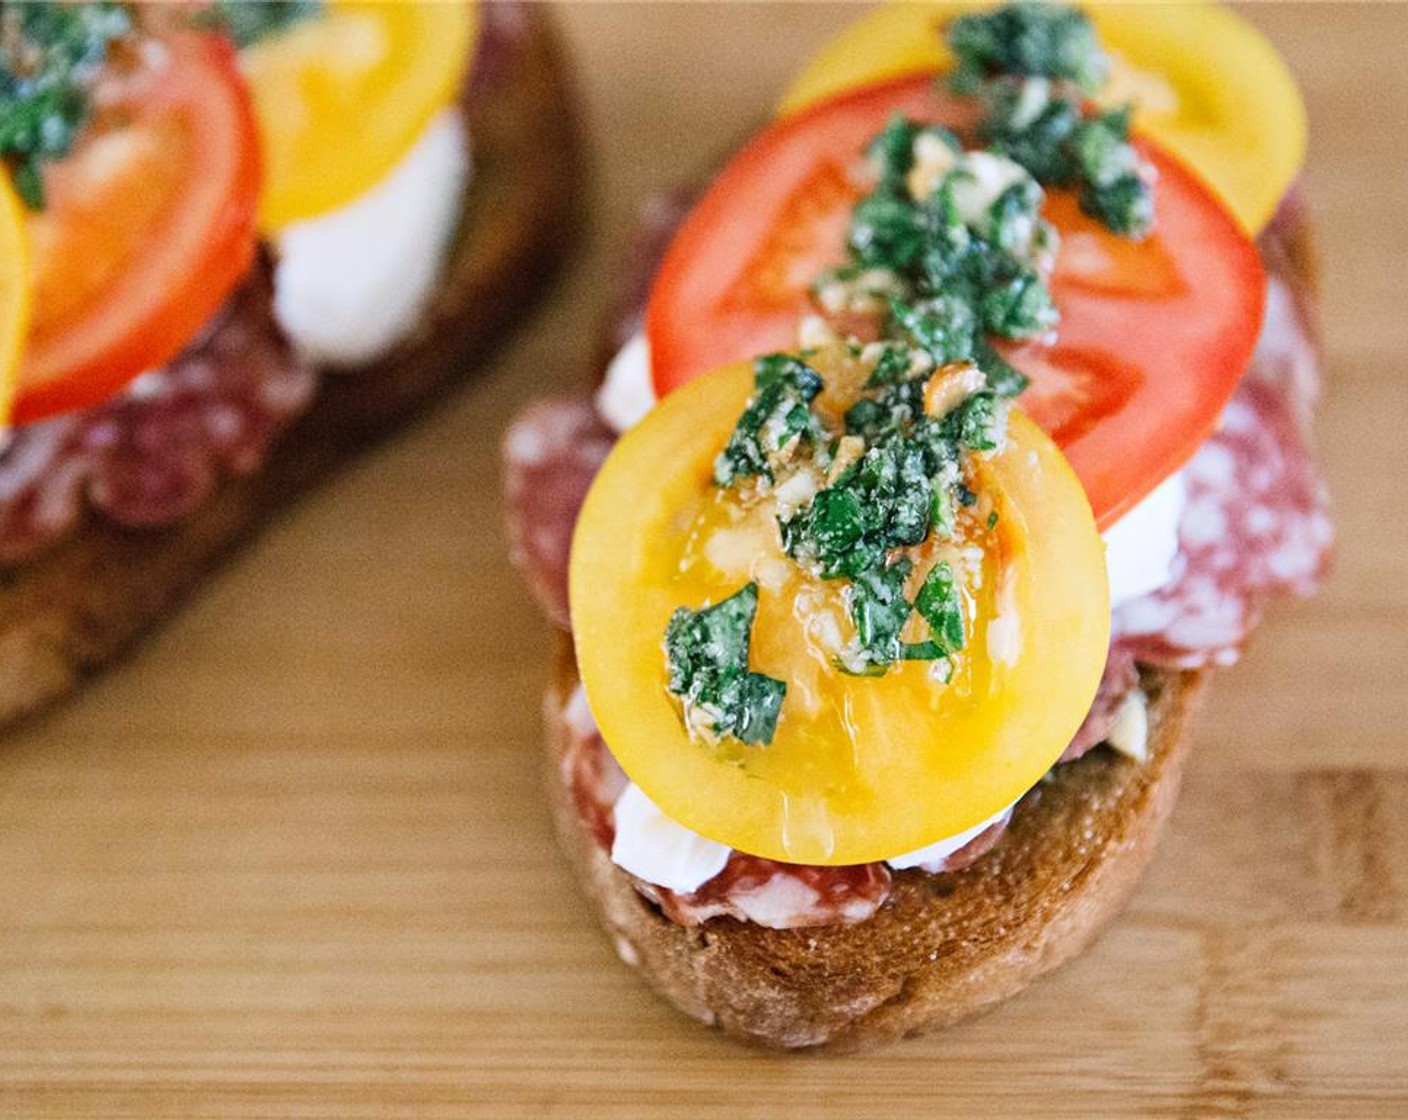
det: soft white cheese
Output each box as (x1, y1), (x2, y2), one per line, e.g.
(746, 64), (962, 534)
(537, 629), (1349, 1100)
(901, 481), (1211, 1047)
(597, 331), (657, 432)
(597, 332), (655, 432)
(1106, 688), (1150, 762)
(1103, 469), (1187, 610)
(610, 783), (731, 894)
(272, 109), (471, 368)
(609, 775), (1024, 893)
(885, 801), (1017, 871)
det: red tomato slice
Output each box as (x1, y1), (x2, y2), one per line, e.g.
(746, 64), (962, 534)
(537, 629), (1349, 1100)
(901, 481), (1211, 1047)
(13, 32), (261, 425)
(645, 75), (1265, 528)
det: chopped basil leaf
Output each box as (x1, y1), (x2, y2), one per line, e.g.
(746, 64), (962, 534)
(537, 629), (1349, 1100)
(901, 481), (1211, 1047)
(942, 389), (1004, 453)
(914, 560), (966, 656)
(980, 267), (1057, 338)
(782, 438), (935, 580)
(201, 1), (322, 49)
(972, 337), (1030, 398)
(868, 112), (919, 191)
(890, 294), (981, 365)
(1071, 108), (1154, 235)
(664, 582), (786, 746)
(0, 1), (131, 209)
(864, 343), (913, 388)
(948, 2), (1108, 94)
(949, 3), (1155, 238)
(714, 353), (824, 487)
(841, 560), (913, 672)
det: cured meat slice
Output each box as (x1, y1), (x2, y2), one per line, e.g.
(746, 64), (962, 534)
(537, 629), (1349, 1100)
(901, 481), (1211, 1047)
(503, 397), (615, 628)
(0, 262), (315, 563)
(1113, 378), (1333, 668)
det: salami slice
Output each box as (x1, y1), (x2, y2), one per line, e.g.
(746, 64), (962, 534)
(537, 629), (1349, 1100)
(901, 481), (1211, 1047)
(502, 397), (615, 628)
(1061, 643), (1140, 763)
(0, 262), (315, 563)
(559, 682), (1021, 929)
(1113, 377), (1333, 668)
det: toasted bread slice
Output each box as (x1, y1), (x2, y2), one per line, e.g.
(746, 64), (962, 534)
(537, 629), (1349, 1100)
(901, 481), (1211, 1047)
(546, 638), (1203, 1050)
(0, 7), (581, 729)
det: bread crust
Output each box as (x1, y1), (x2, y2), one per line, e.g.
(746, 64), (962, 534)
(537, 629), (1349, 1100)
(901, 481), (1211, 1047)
(546, 638), (1204, 1050)
(0, 7), (582, 729)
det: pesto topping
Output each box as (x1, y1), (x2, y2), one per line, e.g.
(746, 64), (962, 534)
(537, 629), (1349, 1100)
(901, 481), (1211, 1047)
(663, 2), (1150, 746)
(948, 2), (1108, 95)
(714, 353), (823, 487)
(199, 1), (322, 49)
(664, 582), (787, 746)
(821, 112), (1057, 393)
(948, 3), (1155, 237)
(0, 1), (132, 209)
(718, 348), (1003, 686)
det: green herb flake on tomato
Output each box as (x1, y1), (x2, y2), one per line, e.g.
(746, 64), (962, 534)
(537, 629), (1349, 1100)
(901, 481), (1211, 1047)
(950, 4), (1154, 237)
(0, 0), (132, 209)
(664, 582), (787, 747)
(199, 1), (323, 50)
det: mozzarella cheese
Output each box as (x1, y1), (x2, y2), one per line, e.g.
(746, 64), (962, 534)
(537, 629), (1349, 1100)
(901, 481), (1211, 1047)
(272, 110), (471, 367)
(1103, 469), (1186, 610)
(611, 783), (731, 894)
(610, 776), (1022, 891)
(884, 801), (1016, 871)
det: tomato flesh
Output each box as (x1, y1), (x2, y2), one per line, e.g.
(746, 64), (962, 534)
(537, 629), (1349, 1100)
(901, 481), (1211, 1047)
(645, 75), (1265, 529)
(14, 32), (260, 425)
(571, 356), (1110, 865)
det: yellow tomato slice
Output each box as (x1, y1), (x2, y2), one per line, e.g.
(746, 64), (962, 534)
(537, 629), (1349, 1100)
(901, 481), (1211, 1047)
(779, 1), (1306, 234)
(570, 358), (1110, 866)
(0, 175), (31, 425)
(241, 0), (477, 230)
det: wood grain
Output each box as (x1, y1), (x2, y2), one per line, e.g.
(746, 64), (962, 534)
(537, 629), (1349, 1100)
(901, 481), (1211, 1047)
(0, 3), (1405, 1116)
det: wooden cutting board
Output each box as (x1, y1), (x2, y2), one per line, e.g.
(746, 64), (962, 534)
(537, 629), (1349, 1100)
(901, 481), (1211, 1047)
(1, 5), (1404, 1117)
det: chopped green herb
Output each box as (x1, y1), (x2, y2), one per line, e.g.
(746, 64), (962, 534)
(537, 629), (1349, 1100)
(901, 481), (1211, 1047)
(949, 3), (1155, 237)
(782, 438), (935, 580)
(867, 112), (920, 191)
(0, 1), (132, 209)
(980, 267), (1057, 338)
(200, 1), (322, 49)
(913, 560), (966, 656)
(664, 582), (786, 746)
(1070, 107), (1154, 235)
(890, 294), (980, 365)
(714, 353), (824, 487)
(864, 342), (913, 388)
(948, 2), (1108, 94)
(841, 560), (914, 673)
(943, 389), (1004, 453)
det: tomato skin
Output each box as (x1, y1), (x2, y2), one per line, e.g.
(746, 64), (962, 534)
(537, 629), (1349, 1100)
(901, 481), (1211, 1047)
(571, 358), (1110, 865)
(0, 177), (30, 424)
(645, 75), (1266, 529)
(13, 32), (261, 425)
(242, 0), (477, 230)
(778, 0), (1307, 236)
